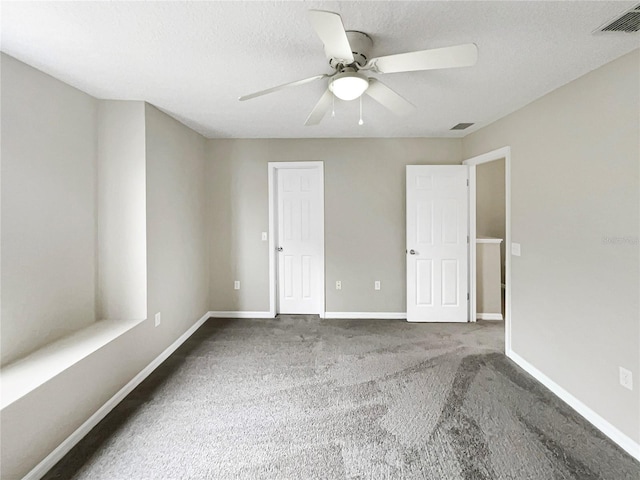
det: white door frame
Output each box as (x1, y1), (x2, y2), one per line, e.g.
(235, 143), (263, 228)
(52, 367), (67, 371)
(268, 161), (325, 318)
(463, 146), (511, 353)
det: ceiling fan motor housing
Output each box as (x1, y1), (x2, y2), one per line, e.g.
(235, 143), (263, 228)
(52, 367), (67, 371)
(329, 31), (373, 69)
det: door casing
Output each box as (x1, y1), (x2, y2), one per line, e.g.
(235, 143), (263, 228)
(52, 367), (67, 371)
(268, 161), (325, 318)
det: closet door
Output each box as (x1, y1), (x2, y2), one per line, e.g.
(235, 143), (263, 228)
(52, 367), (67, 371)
(276, 167), (323, 314)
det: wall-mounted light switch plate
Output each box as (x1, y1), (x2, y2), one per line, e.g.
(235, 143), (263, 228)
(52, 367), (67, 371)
(261, 232), (268, 241)
(234, 281), (240, 290)
(374, 281), (381, 290)
(512, 243), (521, 256)
(336, 281), (342, 290)
(620, 366), (633, 390)
(154, 312), (161, 327)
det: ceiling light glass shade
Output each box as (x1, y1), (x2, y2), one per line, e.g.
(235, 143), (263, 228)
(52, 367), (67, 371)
(329, 72), (369, 101)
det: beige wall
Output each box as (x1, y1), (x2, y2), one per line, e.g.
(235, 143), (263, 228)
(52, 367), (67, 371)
(1, 53), (98, 365)
(463, 49), (640, 443)
(207, 138), (462, 313)
(145, 103), (209, 343)
(97, 100), (147, 321)
(476, 158), (506, 280)
(0, 56), (210, 479)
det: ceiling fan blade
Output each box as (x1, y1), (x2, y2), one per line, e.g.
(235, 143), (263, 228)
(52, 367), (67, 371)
(239, 74), (328, 101)
(365, 79), (415, 116)
(367, 43), (478, 74)
(304, 89), (333, 126)
(308, 10), (354, 63)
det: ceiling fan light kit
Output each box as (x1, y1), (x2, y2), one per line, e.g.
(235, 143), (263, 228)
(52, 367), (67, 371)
(328, 70), (369, 101)
(239, 9), (479, 126)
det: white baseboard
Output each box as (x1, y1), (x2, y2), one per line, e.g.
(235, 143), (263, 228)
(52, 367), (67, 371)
(477, 313), (503, 321)
(23, 311), (211, 480)
(507, 349), (640, 462)
(324, 312), (407, 320)
(208, 311), (273, 319)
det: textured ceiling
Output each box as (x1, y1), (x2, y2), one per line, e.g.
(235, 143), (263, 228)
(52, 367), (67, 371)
(2, 1), (638, 138)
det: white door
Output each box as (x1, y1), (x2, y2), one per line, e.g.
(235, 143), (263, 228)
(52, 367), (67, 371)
(276, 167), (323, 314)
(406, 165), (469, 322)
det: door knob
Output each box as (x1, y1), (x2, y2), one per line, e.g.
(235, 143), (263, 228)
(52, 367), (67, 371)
(409, 249), (417, 255)
(277, 246), (283, 252)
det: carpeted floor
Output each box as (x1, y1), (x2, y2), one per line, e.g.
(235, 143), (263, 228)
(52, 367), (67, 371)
(44, 316), (639, 479)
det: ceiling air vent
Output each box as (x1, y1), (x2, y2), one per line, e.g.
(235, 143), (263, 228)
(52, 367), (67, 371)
(597, 3), (640, 33)
(450, 123), (474, 130)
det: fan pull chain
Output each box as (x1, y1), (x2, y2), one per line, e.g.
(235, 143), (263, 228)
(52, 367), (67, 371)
(331, 94), (335, 118)
(358, 96), (364, 125)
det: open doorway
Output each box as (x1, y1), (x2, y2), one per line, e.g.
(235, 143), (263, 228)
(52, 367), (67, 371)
(464, 147), (511, 353)
(476, 158), (506, 320)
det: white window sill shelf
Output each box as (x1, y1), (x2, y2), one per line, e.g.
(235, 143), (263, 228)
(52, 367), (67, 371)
(0, 318), (145, 410)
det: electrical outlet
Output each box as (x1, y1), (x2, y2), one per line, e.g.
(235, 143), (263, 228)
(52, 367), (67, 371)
(261, 232), (268, 241)
(512, 243), (521, 256)
(619, 367), (633, 391)
(374, 281), (381, 290)
(234, 280), (240, 290)
(154, 312), (161, 327)
(336, 280), (342, 290)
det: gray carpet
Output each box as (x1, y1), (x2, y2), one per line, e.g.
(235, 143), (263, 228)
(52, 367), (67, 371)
(43, 316), (639, 479)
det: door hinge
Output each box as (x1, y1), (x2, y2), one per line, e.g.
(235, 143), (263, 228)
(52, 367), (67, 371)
(467, 235), (469, 243)
(467, 293), (470, 301)
(466, 179), (469, 186)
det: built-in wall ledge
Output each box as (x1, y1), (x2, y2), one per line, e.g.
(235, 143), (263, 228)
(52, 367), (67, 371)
(0, 318), (145, 410)
(476, 236), (503, 244)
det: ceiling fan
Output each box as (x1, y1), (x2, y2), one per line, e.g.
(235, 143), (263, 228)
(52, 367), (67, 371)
(239, 10), (478, 126)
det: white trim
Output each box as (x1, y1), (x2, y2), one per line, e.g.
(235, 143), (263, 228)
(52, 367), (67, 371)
(463, 146), (512, 354)
(463, 146), (511, 166)
(22, 311), (211, 480)
(505, 153), (512, 354)
(507, 349), (640, 462)
(325, 312), (407, 320)
(476, 237), (503, 244)
(207, 311), (273, 319)
(477, 313), (504, 321)
(268, 165), (276, 318)
(468, 164), (476, 323)
(268, 161), (325, 318)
